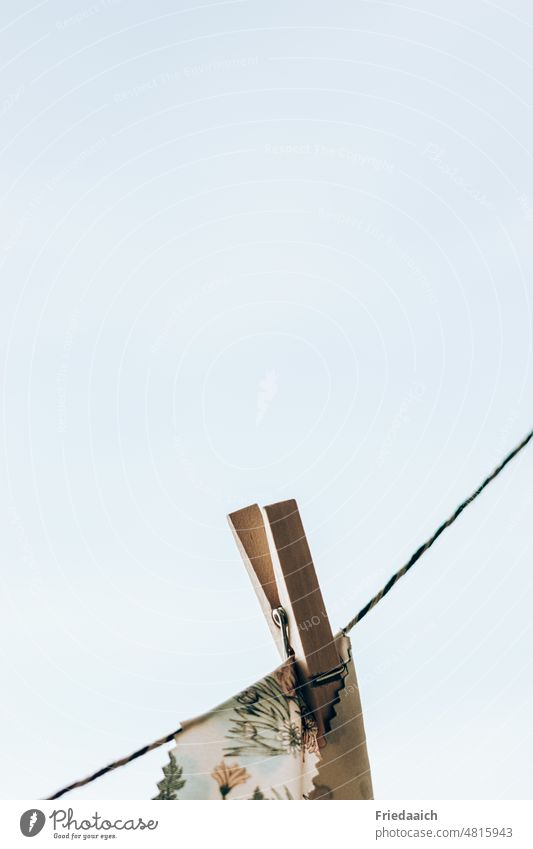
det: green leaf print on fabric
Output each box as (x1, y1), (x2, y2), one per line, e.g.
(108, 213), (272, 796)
(249, 785), (295, 800)
(152, 752), (186, 800)
(224, 664), (319, 759)
(271, 786), (295, 800)
(224, 673), (297, 757)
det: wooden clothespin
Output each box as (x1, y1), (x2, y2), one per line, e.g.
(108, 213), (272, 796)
(228, 499), (344, 740)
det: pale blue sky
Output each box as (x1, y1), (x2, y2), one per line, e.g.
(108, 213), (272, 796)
(1, 0), (532, 800)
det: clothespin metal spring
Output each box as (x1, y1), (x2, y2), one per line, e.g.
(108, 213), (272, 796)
(272, 605), (347, 687)
(309, 660), (348, 687)
(272, 606), (294, 660)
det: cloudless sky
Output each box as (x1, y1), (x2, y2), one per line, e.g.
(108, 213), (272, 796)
(1, 0), (532, 800)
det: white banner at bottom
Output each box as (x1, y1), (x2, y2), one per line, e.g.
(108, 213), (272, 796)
(1, 800), (532, 848)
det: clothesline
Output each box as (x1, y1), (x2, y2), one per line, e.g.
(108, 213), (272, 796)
(342, 425), (533, 633)
(46, 426), (533, 800)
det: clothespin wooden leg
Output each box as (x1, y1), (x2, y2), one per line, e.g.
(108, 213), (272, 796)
(227, 503), (285, 659)
(229, 499), (343, 741)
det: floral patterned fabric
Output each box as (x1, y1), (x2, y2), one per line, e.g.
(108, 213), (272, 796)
(154, 632), (372, 800)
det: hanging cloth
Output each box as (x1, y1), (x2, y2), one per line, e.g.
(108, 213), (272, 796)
(153, 632), (373, 800)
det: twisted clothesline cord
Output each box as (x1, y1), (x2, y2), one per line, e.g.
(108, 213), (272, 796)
(342, 425), (533, 633)
(46, 728), (182, 800)
(45, 426), (533, 801)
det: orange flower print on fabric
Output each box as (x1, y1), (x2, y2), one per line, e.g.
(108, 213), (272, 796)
(211, 761), (251, 800)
